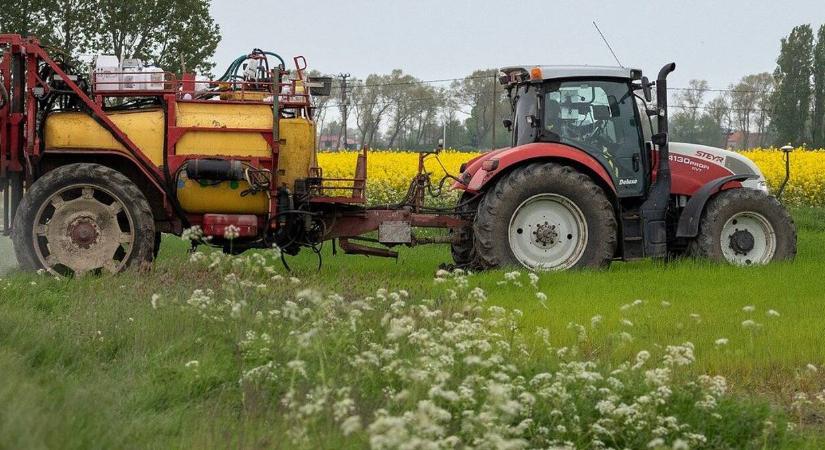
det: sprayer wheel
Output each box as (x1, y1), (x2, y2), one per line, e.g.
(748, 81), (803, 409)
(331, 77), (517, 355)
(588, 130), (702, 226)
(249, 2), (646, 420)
(11, 163), (155, 276)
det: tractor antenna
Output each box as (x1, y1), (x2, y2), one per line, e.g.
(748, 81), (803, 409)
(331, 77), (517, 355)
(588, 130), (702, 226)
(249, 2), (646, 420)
(593, 21), (624, 68)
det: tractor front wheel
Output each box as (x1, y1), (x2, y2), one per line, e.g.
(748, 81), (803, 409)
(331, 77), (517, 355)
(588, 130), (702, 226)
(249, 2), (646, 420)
(688, 188), (796, 265)
(473, 162), (617, 271)
(12, 163), (156, 276)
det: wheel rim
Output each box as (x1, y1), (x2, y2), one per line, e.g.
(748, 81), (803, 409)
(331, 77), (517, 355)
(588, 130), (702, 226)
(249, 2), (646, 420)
(32, 184), (135, 276)
(720, 211), (776, 266)
(508, 193), (588, 271)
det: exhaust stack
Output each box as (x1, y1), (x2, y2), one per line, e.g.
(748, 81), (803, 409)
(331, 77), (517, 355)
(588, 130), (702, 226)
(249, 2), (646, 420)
(639, 62), (676, 258)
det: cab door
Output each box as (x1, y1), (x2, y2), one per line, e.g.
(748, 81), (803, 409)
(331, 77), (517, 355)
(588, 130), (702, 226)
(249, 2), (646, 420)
(542, 80), (647, 198)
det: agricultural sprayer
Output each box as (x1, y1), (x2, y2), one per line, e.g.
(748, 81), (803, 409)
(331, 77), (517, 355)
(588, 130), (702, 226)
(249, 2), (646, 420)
(0, 35), (795, 275)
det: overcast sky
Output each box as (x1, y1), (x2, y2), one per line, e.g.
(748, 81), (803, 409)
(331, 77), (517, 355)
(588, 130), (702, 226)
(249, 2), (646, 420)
(210, 0), (822, 91)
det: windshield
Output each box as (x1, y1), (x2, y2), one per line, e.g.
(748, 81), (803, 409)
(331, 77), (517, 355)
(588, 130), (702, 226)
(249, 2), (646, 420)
(542, 80), (640, 154)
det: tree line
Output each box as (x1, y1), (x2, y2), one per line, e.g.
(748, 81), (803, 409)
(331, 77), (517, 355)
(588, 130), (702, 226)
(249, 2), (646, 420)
(312, 69), (510, 151)
(670, 24), (825, 149)
(3, 7), (823, 150)
(0, 0), (220, 75)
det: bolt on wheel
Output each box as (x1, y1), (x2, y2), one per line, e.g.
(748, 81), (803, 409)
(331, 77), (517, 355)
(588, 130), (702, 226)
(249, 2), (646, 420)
(508, 193), (588, 271)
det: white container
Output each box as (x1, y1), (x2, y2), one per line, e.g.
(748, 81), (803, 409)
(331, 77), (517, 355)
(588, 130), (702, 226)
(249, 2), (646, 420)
(121, 59), (145, 91)
(121, 66), (143, 91)
(93, 55), (120, 92)
(143, 66), (165, 91)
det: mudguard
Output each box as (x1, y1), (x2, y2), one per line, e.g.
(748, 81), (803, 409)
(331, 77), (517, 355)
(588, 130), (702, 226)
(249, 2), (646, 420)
(675, 174), (756, 238)
(457, 142), (616, 194)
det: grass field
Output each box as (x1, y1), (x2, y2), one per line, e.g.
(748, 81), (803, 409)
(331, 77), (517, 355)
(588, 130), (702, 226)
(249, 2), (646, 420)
(1, 209), (825, 448)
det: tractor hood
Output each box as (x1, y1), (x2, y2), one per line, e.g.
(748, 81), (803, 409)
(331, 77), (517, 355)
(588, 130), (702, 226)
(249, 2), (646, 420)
(454, 142), (769, 194)
(668, 142), (768, 192)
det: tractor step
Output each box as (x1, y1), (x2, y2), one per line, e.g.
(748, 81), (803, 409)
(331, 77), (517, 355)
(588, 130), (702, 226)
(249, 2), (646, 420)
(620, 209), (645, 260)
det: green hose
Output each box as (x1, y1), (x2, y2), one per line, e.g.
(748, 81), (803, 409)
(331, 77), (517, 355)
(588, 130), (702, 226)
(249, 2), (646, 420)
(216, 51), (286, 82)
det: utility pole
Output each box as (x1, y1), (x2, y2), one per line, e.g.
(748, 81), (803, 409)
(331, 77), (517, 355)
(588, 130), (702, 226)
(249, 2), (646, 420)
(338, 73), (350, 150)
(491, 73), (497, 150)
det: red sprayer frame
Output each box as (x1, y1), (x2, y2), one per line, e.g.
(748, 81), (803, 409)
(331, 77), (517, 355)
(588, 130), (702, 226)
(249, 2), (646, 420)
(0, 34), (468, 258)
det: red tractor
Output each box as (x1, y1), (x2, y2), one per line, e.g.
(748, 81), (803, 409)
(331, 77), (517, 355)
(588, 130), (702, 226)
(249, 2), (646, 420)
(0, 35), (795, 274)
(450, 64), (796, 270)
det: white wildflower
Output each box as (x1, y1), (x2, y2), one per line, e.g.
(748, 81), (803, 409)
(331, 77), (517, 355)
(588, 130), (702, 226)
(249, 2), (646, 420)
(504, 270), (521, 281)
(742, 305), (755, 313)
(714, 338), (729, 346)
(536, 292), (548, 302)
(633, 350), (651, 370)
(223, 224), (240, 240)
(185, 360), (199, 369)
(287, 359), (307, 378)
(766, 309), (780, 317)
(528, 272), (539, 288)
(741, 319), (760, 329)
(340, 415), (362, 436)
(150, 293), (161, 309)
(663, 342), (695, 367)
(181, 225), (203, 241)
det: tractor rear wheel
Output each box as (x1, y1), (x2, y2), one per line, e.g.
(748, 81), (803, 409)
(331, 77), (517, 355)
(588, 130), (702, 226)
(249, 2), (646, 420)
(473, 162), (617, 271)
(12, 163), (156, 276)
(450, 193), (481, 269)
(688, 188), (796, 265)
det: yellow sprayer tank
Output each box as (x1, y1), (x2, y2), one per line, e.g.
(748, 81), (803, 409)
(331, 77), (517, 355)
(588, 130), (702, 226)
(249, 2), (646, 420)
(44, 102), (316, 215)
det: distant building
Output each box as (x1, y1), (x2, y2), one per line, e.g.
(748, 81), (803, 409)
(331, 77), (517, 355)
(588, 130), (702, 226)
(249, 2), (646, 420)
(318, 134), (359, 150)
(726, 131), (768, 150)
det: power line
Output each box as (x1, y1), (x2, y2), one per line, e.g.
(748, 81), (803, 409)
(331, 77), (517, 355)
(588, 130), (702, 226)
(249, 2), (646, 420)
(317, 72), (768, 95)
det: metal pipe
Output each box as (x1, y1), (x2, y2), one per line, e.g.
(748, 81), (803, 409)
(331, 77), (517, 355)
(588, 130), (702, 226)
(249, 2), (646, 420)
(777, 145), (793, 201)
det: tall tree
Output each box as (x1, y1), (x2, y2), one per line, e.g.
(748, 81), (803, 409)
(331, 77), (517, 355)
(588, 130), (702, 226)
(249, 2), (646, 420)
(95, 0), (220, 75)
(704, 94), (731, 148)
(382, 70), (421, 148)
(669, 79), (709, 144)
(752, 73), (775, 147)
(0, 0), (50, 38)
(813, 24), (825, 147)
(0, 0), (95, 54)
(771, 24), (814, 146)
(455, 69), (506, 149)
(351, 74), (393, 147)
(0, 0), (220, 75)
(730, 74), (771, 149)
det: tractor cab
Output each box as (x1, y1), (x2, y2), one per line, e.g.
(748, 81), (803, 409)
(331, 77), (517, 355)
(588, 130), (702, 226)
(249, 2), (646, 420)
(502, 65), (654, 198)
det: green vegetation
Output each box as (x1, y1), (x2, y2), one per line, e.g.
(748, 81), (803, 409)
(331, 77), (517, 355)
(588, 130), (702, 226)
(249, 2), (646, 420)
(1, 209), (825, 448)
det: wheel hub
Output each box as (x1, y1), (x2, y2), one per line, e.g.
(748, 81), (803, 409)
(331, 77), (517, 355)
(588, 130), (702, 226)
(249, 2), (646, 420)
(68, 217), (100, 249)
(533, 222), (559, 247)
(728, 228), (755, 255)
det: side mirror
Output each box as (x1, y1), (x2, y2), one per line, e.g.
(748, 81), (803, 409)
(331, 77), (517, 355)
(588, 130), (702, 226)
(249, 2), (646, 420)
(641, 76), (653, 102)
(503, 118), (513, 131)
(651, 132), (668, 147)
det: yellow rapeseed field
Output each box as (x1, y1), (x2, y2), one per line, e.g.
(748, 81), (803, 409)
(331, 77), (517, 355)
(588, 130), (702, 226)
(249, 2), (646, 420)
(318, 148), (825, 207)
(741, 148), (825, 207)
